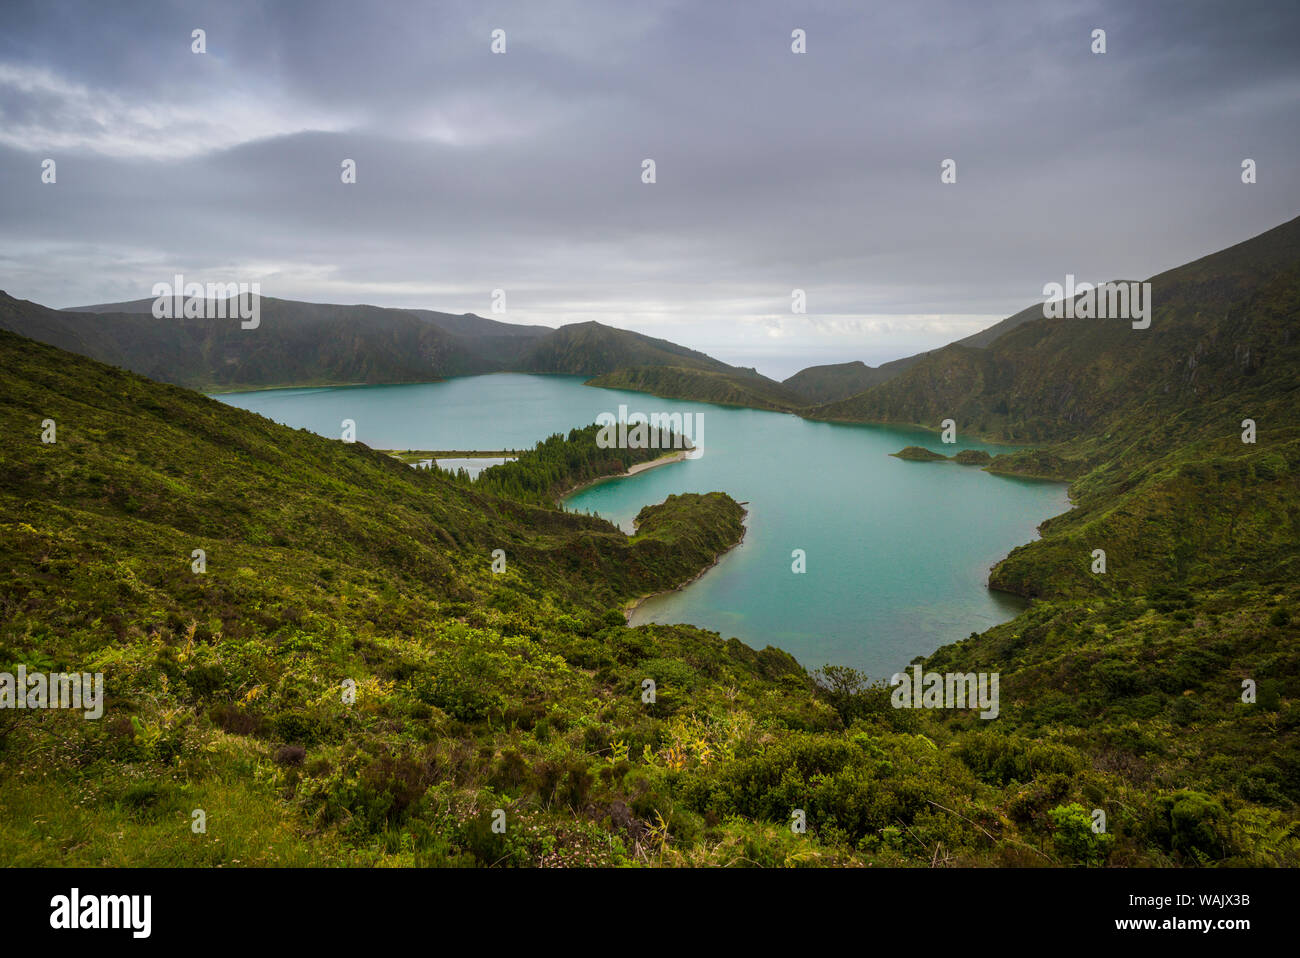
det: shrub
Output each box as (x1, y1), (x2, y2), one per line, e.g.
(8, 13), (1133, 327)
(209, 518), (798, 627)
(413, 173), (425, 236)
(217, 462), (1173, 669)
(209, 704), (265, 737)
(1048, 802), (1112, 865)
(1149, 790), (1228, 863)
(274, 744), (306, 766)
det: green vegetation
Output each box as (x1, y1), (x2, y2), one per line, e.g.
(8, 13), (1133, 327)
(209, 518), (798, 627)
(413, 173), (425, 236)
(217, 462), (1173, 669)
(783, 358), (919, 404)
(514, 323), (736, 377)
(891, 446), (948, 462)
(443, 424), (690, 506)
(953, 449), (992, 466)
(834, 214), (1300, 865)
(885, 445), (995, 465)
(0, 294), (747, 392)
(2, 214), (1298, 868)
(585, 365), (805, 412)
(0, 328), (766, 866)
(2, 315), (1295, 867)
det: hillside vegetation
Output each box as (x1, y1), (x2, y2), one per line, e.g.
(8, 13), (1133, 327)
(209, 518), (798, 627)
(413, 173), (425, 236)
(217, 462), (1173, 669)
(1, 313), (1296, 866)
(808, 215), (1300, 443)
(783, 357), (922, 404)
(0, 294), (755, 392)
(449, 423), (693, 507)
(803, 217), (1300, 865)
(815, 216), (1300, 608)
(585, 364), (806, 412)
(514, 323), (733, 377)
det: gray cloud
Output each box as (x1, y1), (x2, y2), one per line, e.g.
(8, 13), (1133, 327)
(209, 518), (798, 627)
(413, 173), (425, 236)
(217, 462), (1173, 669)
(1, 0), (1297, 377)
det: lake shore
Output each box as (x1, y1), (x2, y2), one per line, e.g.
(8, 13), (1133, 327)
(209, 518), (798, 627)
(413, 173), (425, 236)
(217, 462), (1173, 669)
(623, 506), (749, 623)
(380, 448), (523, 463)
(556, 449), (689, 502)
(218, 377), (1067, 676)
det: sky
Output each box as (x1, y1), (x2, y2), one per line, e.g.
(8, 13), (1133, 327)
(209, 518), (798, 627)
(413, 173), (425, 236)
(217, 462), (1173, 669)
(0, 0), (1297, 380)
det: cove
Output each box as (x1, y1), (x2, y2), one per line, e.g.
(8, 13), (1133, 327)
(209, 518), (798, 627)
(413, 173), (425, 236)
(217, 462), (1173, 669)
(217, 374), (1069, 678)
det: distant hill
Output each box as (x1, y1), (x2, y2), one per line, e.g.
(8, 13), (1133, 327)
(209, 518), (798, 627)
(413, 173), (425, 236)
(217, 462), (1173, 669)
(782, 357), (926, 404)
(951, 300), (1053, 349)
(782, 285), (1142, 405)
(805, 213), (1300, 605)
(68, 296), (554, 370)
(587, 364), (808, 411)
(408, 308), (549, 364)
(513, 321), (734, 376)
(0, 294), (760, 392)
(0, 293), (497, 389)
(70, 296), (541, 340)
(807, 213), (1300, 444)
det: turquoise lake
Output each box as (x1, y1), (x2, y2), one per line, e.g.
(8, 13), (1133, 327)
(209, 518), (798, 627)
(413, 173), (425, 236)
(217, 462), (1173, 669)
(217, 374), (1070, 678)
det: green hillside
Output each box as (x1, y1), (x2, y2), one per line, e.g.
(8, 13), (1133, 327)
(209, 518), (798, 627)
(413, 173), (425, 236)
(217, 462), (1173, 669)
(802, 215), (1300, 607)
(586, 364), (807, 412)
(514, 322), (735, 377)
(795, 217), (1300, 859)
(780, 299), (1044, 405)
(0, 295), (758, 392)
(0, 293), (501, 390)
(783, 357), (925, 404)
(807, 215), (1300, 443)
(2, 315), (1296, 867)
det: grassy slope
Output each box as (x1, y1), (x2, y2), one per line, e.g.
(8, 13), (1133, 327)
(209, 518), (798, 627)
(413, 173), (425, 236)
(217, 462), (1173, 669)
(807, 215), (1300, 442)
(1, 327), (1295, 867)
(807, 218), (1300, 863)
(0, 328), (791, 864)
(513, 322), (735, 376)
(782, 357), (923, 404)
(0, 292), (503, 390)
(585, 364), (807, 412)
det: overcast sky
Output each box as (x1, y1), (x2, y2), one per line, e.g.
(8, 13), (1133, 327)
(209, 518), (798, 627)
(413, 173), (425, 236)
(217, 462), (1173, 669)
(1, 0), (1297, 378)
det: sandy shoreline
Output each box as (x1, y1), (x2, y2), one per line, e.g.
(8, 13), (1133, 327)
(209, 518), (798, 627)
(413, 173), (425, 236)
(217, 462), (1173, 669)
(556, 449), (688, 502)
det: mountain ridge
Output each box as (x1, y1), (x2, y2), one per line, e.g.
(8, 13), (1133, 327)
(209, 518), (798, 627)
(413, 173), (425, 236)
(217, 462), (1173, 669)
(0, 292), (762, 391)
(805, 212), (1300, 443)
